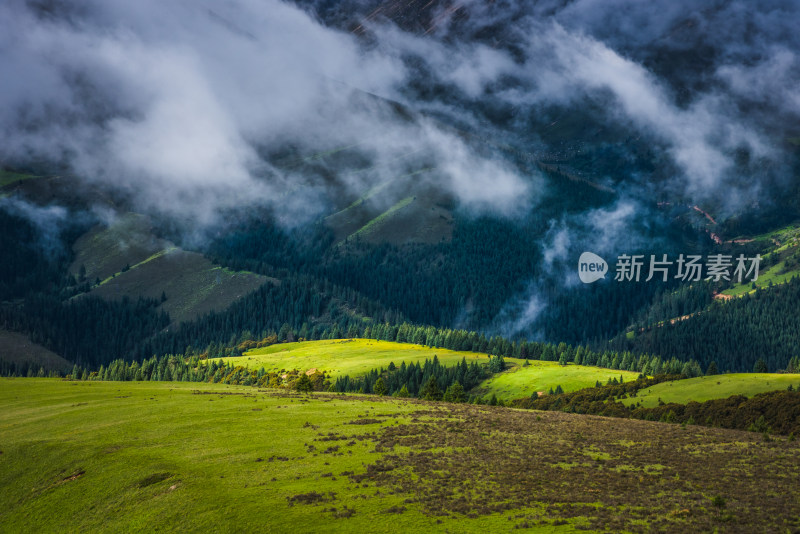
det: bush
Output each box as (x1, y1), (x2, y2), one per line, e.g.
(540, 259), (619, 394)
(747, 415), (771, 434)
(295, 374), (313, 393)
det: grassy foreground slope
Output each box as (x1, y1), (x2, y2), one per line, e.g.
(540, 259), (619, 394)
(621, 373), (800, 409)
(2, 379), (800, 533)
(0, 379), (424, 533)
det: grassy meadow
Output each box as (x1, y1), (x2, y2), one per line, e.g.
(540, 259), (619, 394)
(721, 223), (800, 297)
(622, 373), (800, 408)
(228, 339), (494, 378)
(479, 360), (640, 399)
(0, 379), (424, 533)
(225, 339), (642, 401)
(2, 379), (800, 532)
(721, 259), (800, 296)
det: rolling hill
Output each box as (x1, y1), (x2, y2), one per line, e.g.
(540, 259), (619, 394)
(2, 2), (800, 532)
(228, 339), (490, 377)
(478, 360), (640, 399)
(622, 374), (800, 409)
(2, 379), (798, 533)
(218, 339), (640, 400)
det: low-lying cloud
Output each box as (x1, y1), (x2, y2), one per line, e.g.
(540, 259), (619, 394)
(3, 0), (798, 233)
(0, 0), (537, 233)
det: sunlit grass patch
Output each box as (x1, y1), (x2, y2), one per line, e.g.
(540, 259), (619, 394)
(623, 373), (800, 408)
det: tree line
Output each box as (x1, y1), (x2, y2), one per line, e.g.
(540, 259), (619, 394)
(329, 355), (504, 401)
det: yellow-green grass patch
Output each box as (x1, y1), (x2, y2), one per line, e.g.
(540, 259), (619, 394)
(622, 373), (800, 408)
(722, 259), (800, 296)
(223, 339), (493, 378)
(0, 379), (441, 533)
(479, 360), (640, 400)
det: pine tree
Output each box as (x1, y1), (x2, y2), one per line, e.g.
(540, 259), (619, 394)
(443, 382), (464, 403)
(374, 377), (387, 396)
(419, 377), (442, 401)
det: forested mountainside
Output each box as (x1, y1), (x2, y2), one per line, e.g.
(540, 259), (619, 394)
(2, 0), (800, 374)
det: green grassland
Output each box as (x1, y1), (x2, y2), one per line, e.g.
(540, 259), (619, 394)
(347, 193), (452, 245)
(722, 223), (800, 296)
(479, 360), (641, 399)
(69, 213), (168, 281)
(348, 196), (415, 239)
(748, 222), (800, 244)
(323, 165), (453, 246)
(228, 339), (491, 378)
(0, 379), (427, 533)
(722, 258), (800, 296)
(331, 190), (452, 246)
(621, 373), (800, 408)
(84, 249), (268, 325)
(2, 379), (799, 532)
(229, 340), (641, 400)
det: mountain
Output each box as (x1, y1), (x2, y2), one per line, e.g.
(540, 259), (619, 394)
(1, 0), (799, 374)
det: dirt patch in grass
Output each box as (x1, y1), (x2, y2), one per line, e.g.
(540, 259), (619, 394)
(137, 472), (173, 488)
(191, 390), (246, 396)
(346, 418), (383, 425)
(287, 491), (336, 506)
(62, 470), (85, 483)
(350, 403), (800, 533)
(383, 505), (406, 514)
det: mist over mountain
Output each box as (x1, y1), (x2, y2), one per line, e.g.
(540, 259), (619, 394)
(4, 0), (798, 218)
(1, 0), (799, 352)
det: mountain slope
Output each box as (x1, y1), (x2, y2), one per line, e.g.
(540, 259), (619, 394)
(70, 213), (270, 326)
(0, 329), (72, 373)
